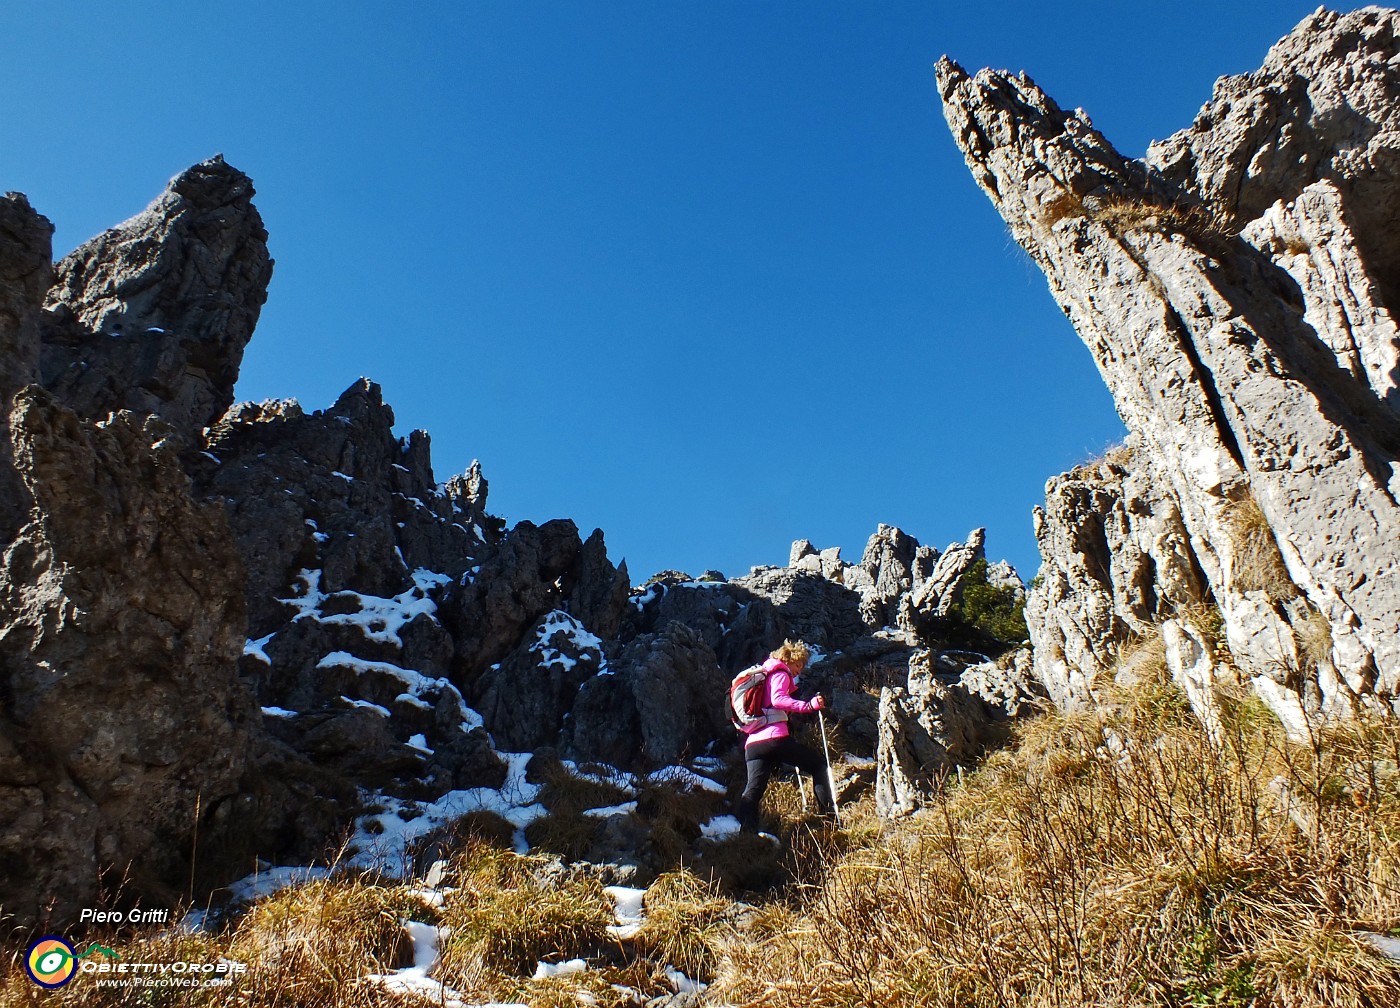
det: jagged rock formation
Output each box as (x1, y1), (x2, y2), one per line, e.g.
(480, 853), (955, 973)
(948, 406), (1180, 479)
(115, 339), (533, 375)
(194, 377), (511, 801)
(565, 621), (727, 767)
(940, 6), (1400, 727)
(874, 650), (993, 818)
(728, 566), (869, 652)
(200, 379), (492, 632)
(0, 157), (1034, 925)
(448, 520), (627, 682)
(784, 525), (996, 639)
(898, 527), (987, 636)
(1147, 8), (1400, 320)
(849, 524), (922, 626)
(0, 176), (266, 924)
(0, 194), (51, 540)
(0, 388), (260, 923)
(1025, 438), (1208, 708)
(40, 157), (272, 442)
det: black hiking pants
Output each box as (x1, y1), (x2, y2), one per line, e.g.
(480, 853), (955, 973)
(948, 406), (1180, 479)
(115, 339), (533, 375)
(736, 735), (834, 832)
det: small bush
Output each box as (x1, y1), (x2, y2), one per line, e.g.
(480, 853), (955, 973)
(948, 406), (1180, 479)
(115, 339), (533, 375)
(427, 809), (518, 851)
(946, 558), (1028, 643)
(533, 756), (635, 815)
(1072, 438), (1136, 474)
(696, 832), (789, 892)
(517, 967), (635, 1008)
(1296, 606), (1334, 670)
(1091, 194), (1227, 239)
(634, 774), (726, 866)
(1039, 189), (1235, 255)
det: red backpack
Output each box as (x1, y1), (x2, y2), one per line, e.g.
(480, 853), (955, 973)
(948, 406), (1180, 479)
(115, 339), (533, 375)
(728, 664), (770, 732)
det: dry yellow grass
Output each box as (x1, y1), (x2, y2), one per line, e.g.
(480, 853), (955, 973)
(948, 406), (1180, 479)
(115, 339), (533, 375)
(434, 842), (613, 987)
(711, 686), (1400, 1008)
(1090, 194), (1228, 240)
(629, 870), (737, 982)
(6, 688), (1397, 1008)
(0, 873), (434, 1008)
(1040, 190), (1232, 242)
(1228, 493), (1299, 601)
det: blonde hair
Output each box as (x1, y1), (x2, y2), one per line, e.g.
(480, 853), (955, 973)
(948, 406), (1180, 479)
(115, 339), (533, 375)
(770, 639), (811, 668)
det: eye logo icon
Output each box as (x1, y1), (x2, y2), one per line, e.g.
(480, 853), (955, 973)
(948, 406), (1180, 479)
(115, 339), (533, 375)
(26, 937), (77, 988)
(24, 936), (118, 988)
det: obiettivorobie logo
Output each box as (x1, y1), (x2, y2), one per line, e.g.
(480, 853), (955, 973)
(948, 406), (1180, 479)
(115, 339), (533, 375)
(24, 936), (119, 988)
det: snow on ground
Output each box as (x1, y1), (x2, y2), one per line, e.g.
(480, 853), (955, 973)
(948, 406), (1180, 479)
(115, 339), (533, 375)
(646, 766), (726, 794)
(666, 968), (708, 995)
(699, 815), (741, 840)
(316, 650), (488, 739)
(276, 567), (453, 647)
(409, 887), (446, 910)
(583, 802), (638, 818)
(243, 632), (275, 665)
(316, 568), (452, 647)
(341, 696), (392, 717)
(532, 958), (588, 980)
(224, 865), (331, 904)
(350, 752), (545, 869)
(459, 703), (485, 733)
(604, 885), (647, 940)
(628, 579), (727, 613)
(260, 706), (298, 718)
(365, 919), (475, 1007)
(279, 568), (327, 619)
(560, 761), (637, 794)
(181, 865), (331, 932)
(318, 652), (441, 695)
(280, 567), (482, 740)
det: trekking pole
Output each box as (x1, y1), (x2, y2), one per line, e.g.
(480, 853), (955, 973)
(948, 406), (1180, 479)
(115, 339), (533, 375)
(797, 771), (809, 811)
(817, 709), (842, 827)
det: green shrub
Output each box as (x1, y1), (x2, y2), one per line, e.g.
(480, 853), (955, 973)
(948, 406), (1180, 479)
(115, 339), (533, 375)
(947, 559), (1028, 643)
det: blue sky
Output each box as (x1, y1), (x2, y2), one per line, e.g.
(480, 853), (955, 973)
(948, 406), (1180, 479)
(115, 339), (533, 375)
(1, 2), (1367, 582)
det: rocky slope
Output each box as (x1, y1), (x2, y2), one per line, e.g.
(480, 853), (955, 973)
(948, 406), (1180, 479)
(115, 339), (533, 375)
(940, 5), (1400, 731)
(0, 160), (1035, 929)
(0, 164), (327, 930)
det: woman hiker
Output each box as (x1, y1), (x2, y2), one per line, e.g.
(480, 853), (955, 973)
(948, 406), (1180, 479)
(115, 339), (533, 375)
(735, 639), (836, 833)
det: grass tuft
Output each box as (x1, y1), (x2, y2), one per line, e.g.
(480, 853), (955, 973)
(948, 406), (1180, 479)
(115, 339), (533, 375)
(1228, 493), (1299, 601)
(437, 847), (612, 979)
(631, 871), (737, 982)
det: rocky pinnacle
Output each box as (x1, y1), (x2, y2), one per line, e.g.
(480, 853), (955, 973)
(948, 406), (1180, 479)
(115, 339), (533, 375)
(937, 8), (1400, 718)
(40, 155), (273, 441)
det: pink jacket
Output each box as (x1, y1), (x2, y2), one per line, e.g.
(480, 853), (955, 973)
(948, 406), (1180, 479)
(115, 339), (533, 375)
(744, 658), (820, 747)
